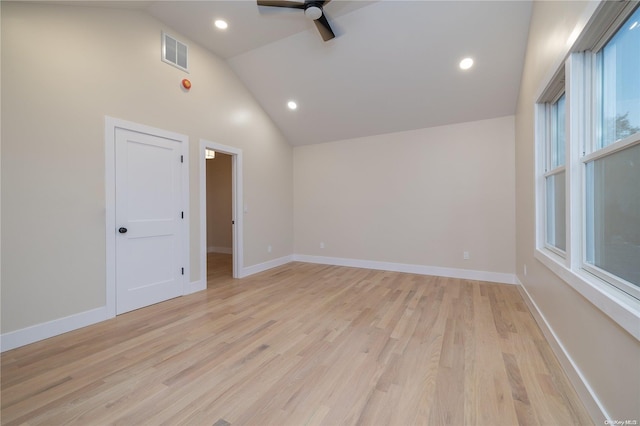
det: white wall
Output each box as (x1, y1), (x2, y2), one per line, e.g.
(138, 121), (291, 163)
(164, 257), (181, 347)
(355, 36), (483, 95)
(1, 2), (293, 334)
(515, 0), (640, 421)
(294, 116), (516, 278)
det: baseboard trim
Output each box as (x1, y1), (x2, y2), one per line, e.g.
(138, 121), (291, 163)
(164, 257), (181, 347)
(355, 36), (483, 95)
(184, 279), (206, 295)
(517, 279), (607, 424)
(293, 254), (518, 285)
(2, 278), (206, 353)
(1, 306), (109, 353)
(240, 255), (295, 278)
(207, 246), (232, 254)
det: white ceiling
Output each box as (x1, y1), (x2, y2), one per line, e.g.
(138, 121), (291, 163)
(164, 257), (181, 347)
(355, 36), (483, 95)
(150, 1), (532, 145)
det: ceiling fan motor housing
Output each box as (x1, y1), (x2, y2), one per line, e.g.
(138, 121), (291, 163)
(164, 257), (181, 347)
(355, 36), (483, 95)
(304, 1), (324, 20)
(257, 0), (335, 41)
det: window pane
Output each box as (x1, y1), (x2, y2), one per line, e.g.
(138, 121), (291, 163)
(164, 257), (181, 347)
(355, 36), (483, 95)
(585, 143), (640, 286)
(546, 171), (566, 251)
(551, 94), (566, 168)
(599, 7), (640, 148)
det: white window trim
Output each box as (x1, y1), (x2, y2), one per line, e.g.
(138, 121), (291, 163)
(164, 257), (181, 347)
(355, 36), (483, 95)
(582, 133), (640, 164)
(534, 248), (640, 340)
(565, 53), (586, 275)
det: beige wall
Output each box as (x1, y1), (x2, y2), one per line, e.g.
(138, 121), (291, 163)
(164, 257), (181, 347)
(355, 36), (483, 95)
(294, 116), (516, 275)
(515, 0), (640, 421)
(206, 154), (233, 251)
(1, 2), (293, 333)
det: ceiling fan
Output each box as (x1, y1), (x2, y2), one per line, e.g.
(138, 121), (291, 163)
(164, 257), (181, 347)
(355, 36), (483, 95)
(257, 0), (336, 41)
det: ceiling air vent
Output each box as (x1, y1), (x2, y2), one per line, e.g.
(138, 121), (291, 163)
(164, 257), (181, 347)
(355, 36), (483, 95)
(162, 31), (188, 72)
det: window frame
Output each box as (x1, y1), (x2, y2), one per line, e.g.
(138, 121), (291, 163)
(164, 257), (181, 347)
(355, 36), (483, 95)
(534, 1), (640, 341)
(581, 6), (640, 300)
(542, 91), (568, 256)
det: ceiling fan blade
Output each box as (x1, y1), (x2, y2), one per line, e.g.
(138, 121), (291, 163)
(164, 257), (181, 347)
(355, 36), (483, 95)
(257, 0), (305, 9)
(314, 13), (335, 41)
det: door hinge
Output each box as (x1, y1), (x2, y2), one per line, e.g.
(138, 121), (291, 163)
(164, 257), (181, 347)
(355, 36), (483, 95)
(232, 220), (235, 225)
(180, 155), (184, 163)
(181, 211), (184, 219)
(181, 267), (184, 275)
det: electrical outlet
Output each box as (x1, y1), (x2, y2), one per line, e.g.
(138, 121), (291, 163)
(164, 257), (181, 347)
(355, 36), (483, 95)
(463, 251), (470, 260)
(524, 264), (527, 276)
(320, 242), (325, 249)
(267, 245), (272, 253)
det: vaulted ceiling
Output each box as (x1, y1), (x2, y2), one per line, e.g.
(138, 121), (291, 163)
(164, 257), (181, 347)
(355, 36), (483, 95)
(102, 1), (534, 145)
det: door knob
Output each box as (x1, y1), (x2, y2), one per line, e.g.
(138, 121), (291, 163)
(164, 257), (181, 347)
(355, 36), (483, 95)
(118, 227), (128, 234)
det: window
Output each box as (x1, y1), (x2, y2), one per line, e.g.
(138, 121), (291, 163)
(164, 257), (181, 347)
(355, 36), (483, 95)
(583, 5), (640, 297)
(536, 2), (640, 313)
(544, 93), (567, 253)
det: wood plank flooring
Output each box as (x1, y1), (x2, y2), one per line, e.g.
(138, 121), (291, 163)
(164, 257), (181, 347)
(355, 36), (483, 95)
(1, 260), (592, 425)
(207, 252), (233, 286)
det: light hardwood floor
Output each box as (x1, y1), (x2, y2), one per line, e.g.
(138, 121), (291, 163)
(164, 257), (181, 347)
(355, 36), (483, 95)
(1, 261), (592, 425)
(207, 252), (234, 287)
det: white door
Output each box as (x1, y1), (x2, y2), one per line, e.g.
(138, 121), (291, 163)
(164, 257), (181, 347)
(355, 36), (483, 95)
(115, 128), (184, 314)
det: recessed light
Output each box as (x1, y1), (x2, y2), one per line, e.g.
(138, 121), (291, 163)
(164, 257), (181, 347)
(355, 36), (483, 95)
(459, 57), (474, 70)
(287, 101), (298, 110)
(214, 20), (228, 30)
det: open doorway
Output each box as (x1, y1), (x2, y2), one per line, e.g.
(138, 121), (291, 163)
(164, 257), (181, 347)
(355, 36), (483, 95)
(199, 139), (243, 289)
(206, 151), (233, 286)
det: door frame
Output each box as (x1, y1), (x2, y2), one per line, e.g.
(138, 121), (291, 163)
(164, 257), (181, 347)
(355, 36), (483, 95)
(199, 139), (243, 281)
(105, 117), (190, 318)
